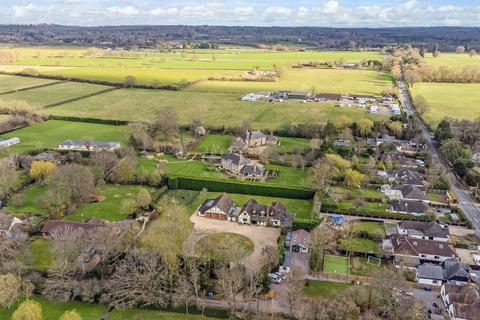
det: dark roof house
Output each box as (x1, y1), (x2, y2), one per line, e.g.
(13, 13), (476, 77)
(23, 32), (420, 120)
(398, 221), (449, 240)
(236, 198), (293, 227)
(197, 193), (236, 220)
(390, 199), (430, 215)
(392, 234), (456, 266)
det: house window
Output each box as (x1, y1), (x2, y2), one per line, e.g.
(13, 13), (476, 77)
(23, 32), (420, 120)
(421, 254), (426, 258)
(433, 280), (438, 284)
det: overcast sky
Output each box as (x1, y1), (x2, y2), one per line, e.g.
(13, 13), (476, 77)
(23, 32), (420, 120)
(4, 0), (480, 27)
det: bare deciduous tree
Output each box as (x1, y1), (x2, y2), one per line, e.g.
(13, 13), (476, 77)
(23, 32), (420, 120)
(216, 263), (245, 315)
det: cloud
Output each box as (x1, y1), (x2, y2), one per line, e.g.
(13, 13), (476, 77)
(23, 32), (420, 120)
(438, 5), (463, 13)
(264, 6), (292, 16)
(64, 0), (83, 4)
(106, 6), (140, 16)
(322, 1), (340, 14)
(13, 3), (37, 17)
(403, 0), (418, 11)
(298, 7), (309, 17)
(148, 7), (178, 16)
(234, 6), (254, 16)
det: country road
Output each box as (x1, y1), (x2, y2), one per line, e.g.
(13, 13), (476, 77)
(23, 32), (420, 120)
(398, 78), (480, 229)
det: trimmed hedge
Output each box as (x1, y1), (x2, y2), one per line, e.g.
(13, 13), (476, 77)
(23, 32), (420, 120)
(292, 219), (322, 231)
(48, 115), (129, 126)
(167, 176), (315, 199)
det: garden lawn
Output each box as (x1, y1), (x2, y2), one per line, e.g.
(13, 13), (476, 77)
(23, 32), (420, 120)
(195, 232), (254, 261)
(275, 136), (311, 153)
(351, 257), (385, 276)
(187, 68), (392, 97)
(187, 191), (316, 223)
(24, 238), (53, 271)
(0, 81), (111, 108)
(323, 255), (349, 274)
(5, 184), (46, 217)
(411, 82), (480, 128)
(0, 120), (129, 154)
(303, 280), (351, 298)
(67, 185), (157, 222)
(0, 296), (219, 320)
(193, 134), (234, 154)
(0, 74), (57, 93)
(46, 88), (388, 130)
(340, 238), (379, 254)
(353, 221), (386, 236)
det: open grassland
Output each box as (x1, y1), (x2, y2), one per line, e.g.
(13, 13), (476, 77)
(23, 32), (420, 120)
(0, 74), (57, 93)
(0, 296), (219, 320)
(41, 67), (242, 86)
(303, 280), (352, 298)
(411, 82), (480, 127)
(188, 191), (315, 222)
(188, 68), (392, 96)
(0, 81), (111, 108)
(46, 88), (386, 130)
(8, 48), (385, 70)
(0, 120), (129, 154)
(67, 185), (157, 222)
(425, 53), (480, 67)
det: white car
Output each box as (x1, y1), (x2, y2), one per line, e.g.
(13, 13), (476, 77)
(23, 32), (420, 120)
(268, 273), (282, 284)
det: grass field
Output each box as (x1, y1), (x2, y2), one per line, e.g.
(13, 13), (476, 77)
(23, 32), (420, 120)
(353, 221), (386, 236)
(41, 67), (242, 86)
(188, 191), (316, 223)
(303, 280), (352, 298)
(24, 238), (53, 271)
(46, 88), (386, 130)
(193, 134), (234, 153)
(0, 120), (129, 154)
(0, 74), (57, 93)
(340, 238), (379, 254)
(66, 185), (157, 222)
(139, 155), (310, 188)
(195, 232), (254, 261)
(0, 296), (219, 320)
(425, 53), (480, 67)
(5, 184), (47, 217)
(411, 82), (480, 127)
(188, 68), (392, 97)
(276, 137), (311, 153)
(323, 255), (349, 274)
(0, 81), (111, 108)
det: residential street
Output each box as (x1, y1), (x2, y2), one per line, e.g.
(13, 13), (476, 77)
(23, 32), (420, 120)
(398, 78), (480, 229)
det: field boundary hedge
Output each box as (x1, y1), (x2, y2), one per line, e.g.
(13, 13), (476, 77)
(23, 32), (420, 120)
(167, 176), (315, 199)
(43, 87), (120, 108)
(0, 80), (65, 95)
(48, 115), (129, 126)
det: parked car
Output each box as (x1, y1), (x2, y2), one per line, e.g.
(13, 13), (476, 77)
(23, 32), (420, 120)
(268, 273), (283, 284)
(273, 272), (286, 280)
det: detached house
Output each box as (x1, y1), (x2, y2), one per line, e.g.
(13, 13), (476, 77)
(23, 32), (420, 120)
(397, 221), (449, 242)
(388, 169), (426, 187)
(221, 153), (265, 178)
(389, 199), (430, 216)
(58, 140), (120, 152)
(285, 229), (311, 253)
(416, 258), (473, 287)
(441, 284), (480, 320)
(391, 234), (456, 267)
(394, 184), (426, 201)
(233, 198), (293, 227)
(229, 130), (278, 153)
(196, 193), (236, 220)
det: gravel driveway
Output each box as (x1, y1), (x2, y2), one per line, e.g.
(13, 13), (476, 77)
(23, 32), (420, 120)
(185, 214), (281, 271)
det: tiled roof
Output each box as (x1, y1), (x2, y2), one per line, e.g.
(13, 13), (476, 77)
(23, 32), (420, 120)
(391, 234), (456, 257)
(398, 221), (449, 238)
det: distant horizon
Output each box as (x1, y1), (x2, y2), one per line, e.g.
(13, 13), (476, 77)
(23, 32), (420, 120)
(3, 0), (480, 28)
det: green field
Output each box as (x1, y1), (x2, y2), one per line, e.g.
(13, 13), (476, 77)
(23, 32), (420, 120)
(188, 68), (391, 96)
(188, 191), (316, 223)
(0, 296), (219, 320)
(0, 120), (129, 154)
(340, 238), (379, 254)
(5, 184), (47, 216)
(276, 137), (311, 153)
(411, 82), (480, 127)
(0, 74), (57, 93)
(0, 81), (111, 108)
(67, 185), (157, 222)
(303, 280), (352, 298)
(193, 134), (233, 153)
(195, 232), (254, 261)
(46, 88), (385, 130)
(41, 67), (242, 86)
(425, 53), (480, 67)
(323, 255), (349, 274)
(7, 48), (385, 70)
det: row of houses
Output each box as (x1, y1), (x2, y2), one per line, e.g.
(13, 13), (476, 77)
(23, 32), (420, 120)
(196, 193), (293, 227)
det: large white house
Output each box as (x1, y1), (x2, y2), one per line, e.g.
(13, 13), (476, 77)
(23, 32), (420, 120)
(58, 140), (120, 152)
